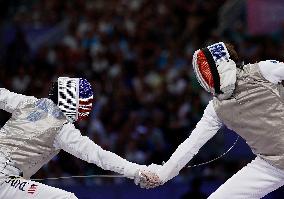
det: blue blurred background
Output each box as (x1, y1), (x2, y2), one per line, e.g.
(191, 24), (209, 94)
(0, 0), (284, 198)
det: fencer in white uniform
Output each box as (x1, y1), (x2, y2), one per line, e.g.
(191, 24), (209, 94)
(138, 42), (284, 198)
(0, 77), (153, 199)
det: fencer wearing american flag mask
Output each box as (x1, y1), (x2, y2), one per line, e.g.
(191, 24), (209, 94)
(0, 77), (157, 199)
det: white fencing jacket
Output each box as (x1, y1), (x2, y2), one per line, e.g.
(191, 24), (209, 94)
(0, 89), (144, 179)
(158, 60), (284, 183)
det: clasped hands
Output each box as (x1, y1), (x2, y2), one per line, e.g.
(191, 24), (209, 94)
(134, 164), (164, 189)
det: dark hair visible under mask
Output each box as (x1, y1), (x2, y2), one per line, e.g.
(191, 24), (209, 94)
(224, 42), (244, 69)
(48, 81), (58, 105)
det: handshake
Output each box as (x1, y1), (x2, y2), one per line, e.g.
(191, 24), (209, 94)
(133, 164), (165, 189)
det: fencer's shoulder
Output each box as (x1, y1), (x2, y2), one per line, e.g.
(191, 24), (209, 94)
(200, 100), (223, 126)
(17, 96), (38, 109)
(62, 122), (76, 130)
(260, 60), (282, 64)
(254, 60), (284, 83)
(204, 100), (218, 116)
(258, 60), (283, 67)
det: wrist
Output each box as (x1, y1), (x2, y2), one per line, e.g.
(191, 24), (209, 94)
(124, 164), (147, 179)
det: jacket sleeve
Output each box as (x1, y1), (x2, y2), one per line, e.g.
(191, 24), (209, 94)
(0, 88), (36, 113)
(157, 100), (223, 183)
(54, 123), (146, 179)
(258, 60), (284, 84)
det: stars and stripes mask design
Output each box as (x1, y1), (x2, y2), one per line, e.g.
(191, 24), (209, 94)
(58, 77), (94, 122)
(192, 42), (237, 100)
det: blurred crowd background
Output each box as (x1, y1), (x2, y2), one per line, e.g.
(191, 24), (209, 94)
(0, 0), (284, 198)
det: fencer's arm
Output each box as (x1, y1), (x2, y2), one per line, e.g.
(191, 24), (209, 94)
(0, 88), (36, 113)
(270, 63), (284, 82)
(54, 123), (146, 179)
(258, 60), (284, 83)
(157, 100), (223, 183)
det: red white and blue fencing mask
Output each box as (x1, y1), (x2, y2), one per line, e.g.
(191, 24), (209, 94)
(192, 42), (237, 100)
(57, 77), (94, 122)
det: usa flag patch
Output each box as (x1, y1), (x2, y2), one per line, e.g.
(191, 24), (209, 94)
(207, 42), (230, 63)
(27, 184), (38, 194)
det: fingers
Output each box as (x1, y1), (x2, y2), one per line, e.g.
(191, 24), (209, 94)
(138, 170), (163, 189)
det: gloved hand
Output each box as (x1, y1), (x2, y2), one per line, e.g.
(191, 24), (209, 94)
(134, 164), (163, 189)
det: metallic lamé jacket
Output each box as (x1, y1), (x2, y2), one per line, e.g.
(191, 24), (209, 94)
(213, 63), (284, 170)
(0, 96), (67, 179)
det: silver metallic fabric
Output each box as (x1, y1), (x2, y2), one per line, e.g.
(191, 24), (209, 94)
(213, 63), (284, 170)
(0, 98), (67, 179)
